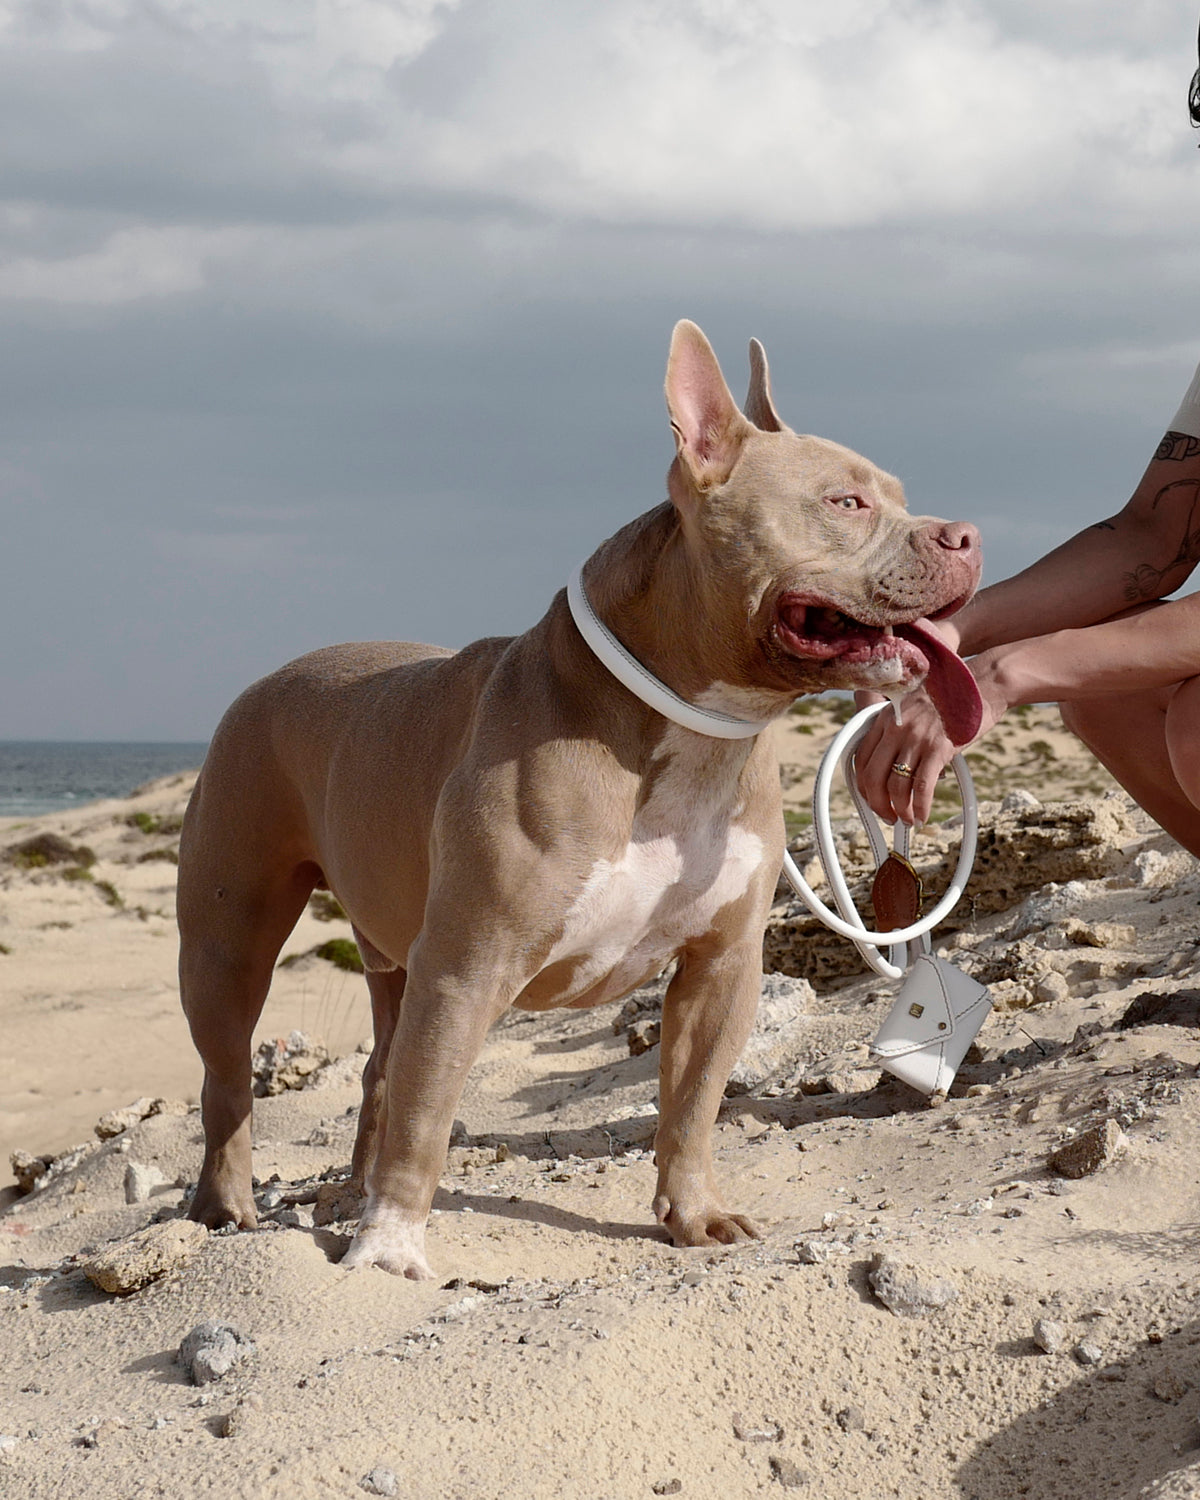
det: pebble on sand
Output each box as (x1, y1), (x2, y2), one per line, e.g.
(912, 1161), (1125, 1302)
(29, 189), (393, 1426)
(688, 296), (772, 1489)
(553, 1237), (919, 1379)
(1152, 1371), (1191, 1403)
(179, 1321), (257, 1385)
(868, 1255), (959, 1319)
(83, 1219), (208, 1296)
(94, 1096), (188, 1141)
(1049, 1119), (1127, 1179)
(360, 1469), (399, 1497)
(1033, 1318), (1067, 1354)
(769, 1455), (810, 1489)
(9, 1149), (53, 1194)
(123, 1161), (169, 1204)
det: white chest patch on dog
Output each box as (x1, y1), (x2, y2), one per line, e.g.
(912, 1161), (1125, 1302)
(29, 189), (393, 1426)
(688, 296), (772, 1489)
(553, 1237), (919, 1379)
(542, 726), (764, 1005)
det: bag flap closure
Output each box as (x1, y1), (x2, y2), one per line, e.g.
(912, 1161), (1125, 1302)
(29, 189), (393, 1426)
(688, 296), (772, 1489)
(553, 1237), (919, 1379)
(869, 955), (990, 1060)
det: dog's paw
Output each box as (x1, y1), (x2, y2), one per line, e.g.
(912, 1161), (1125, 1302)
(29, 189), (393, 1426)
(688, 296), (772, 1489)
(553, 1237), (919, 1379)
(339, 1210), (435, 1280)
(653, 1196), (761, 1247)
(187, 1180), (257, 1233)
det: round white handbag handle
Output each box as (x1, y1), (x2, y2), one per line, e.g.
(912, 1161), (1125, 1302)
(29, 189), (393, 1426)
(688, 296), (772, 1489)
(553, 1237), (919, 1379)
(779, 702), (979, 981)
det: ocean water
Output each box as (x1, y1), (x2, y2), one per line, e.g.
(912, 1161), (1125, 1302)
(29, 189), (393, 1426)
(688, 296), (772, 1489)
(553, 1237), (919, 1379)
(0, 742), (209, 818)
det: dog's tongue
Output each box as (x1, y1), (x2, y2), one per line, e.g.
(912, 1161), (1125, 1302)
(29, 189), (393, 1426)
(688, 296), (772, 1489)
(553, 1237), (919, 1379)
(892, 620), (982, 746)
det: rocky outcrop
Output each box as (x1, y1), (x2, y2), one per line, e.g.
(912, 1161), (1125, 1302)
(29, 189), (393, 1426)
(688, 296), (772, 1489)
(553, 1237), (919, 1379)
(725, 973), (816, 1094)
(765, 797), (1138, 983)
(251, 1031), (330, 1096)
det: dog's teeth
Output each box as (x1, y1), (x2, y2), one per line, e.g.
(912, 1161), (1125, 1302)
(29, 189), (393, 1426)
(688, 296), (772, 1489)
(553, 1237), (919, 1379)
(883, 625), (894, 636)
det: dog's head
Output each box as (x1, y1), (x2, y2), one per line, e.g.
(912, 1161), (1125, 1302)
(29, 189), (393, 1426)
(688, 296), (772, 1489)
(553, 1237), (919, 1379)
(663, 321), (982, 744)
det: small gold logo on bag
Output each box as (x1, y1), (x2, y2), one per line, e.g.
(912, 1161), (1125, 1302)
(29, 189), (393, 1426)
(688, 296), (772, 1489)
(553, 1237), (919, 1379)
(908, 1003), (925, 1018)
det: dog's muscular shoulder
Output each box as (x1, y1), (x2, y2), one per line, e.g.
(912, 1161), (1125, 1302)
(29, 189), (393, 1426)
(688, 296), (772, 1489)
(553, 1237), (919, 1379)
(513, 723), (779, 1012)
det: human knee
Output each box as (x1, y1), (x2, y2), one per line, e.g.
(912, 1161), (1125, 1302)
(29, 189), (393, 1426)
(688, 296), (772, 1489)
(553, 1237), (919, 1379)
(1058, 697), (1100, 745)
(1167, 673), (1200, 719)
(1060, 688), (1169, 751)
(1164, 676), (1200, 806)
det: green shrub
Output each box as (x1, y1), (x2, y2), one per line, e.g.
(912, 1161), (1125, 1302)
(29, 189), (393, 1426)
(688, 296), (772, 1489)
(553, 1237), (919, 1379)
(826, 697), (857, 724)
(95, 879), (124, 909)
(7, 833), (96, 870)
(136, 847), (180, 865)
(309, 891), (348, 923)
(314, 938), (364, 973)
(126, 811), (184, 837)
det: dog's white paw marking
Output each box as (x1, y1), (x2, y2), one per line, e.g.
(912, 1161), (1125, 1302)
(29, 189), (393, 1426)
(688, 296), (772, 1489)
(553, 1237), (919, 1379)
(340, 1206), (434, 1280)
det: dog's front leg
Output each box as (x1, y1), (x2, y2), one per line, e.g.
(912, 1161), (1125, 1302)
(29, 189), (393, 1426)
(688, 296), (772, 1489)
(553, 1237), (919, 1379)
(340, 946), (514, 1280)
(652, 938), (763, 1247)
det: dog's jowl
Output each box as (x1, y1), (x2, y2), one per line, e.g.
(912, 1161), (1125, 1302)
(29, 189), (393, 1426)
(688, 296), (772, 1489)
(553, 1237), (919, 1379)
(177, 322), (980, 1278)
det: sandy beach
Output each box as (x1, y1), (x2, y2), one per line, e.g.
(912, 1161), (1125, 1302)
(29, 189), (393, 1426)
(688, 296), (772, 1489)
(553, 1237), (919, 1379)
(4, 704), (1200, 1499)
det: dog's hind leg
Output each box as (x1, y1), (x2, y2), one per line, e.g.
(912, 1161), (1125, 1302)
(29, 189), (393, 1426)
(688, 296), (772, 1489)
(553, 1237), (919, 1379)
(178, 830), (319, 1230)
(350, 964), (407, 1194)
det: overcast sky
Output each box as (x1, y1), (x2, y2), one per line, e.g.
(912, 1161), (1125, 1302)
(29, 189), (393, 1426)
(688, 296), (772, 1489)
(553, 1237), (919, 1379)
(3, 0), (1200, 739)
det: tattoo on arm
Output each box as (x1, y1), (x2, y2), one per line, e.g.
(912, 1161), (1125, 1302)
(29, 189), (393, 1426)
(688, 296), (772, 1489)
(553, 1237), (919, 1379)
(1122, 478), (1200, 600)
(1156, 430), (1200, 462)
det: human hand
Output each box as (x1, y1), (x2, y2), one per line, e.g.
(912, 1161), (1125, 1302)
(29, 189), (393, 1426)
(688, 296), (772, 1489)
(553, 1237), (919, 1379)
(853, 688), (957, 827)
(854, 671), (1002, 825)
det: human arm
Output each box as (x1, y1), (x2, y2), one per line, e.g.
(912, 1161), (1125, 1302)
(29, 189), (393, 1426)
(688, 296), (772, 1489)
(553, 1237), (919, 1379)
(952, 424), (1200, 657)
(858, 590), (1200, 825)
(970, 593), (1200, 709)
(855, 363), (1200, 824)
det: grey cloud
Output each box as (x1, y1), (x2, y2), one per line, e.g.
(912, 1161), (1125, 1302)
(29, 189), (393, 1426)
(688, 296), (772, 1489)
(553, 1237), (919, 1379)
(1, 1), (1198, 737)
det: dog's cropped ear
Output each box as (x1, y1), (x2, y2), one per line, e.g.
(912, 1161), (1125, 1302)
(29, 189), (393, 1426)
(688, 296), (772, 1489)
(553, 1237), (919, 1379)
(665, 320), (755, 490)
(743, 338), (788, 433)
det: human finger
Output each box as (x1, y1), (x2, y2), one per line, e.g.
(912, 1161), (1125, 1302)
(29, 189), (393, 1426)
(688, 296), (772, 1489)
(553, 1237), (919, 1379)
(891, 755), (945, 827)
(858, 711), (954, 824)
(854, 713), (906, 822)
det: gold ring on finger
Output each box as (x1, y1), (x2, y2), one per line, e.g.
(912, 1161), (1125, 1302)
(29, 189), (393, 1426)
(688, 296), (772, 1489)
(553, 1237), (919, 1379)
(891, 761), (915, 778)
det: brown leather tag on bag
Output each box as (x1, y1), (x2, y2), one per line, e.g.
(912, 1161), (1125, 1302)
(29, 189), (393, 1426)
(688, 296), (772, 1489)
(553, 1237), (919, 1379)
(871, 852), (922, 931)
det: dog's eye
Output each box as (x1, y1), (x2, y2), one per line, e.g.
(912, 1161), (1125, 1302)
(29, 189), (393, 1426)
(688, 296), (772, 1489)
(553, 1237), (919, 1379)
(827, 494), (863, 510)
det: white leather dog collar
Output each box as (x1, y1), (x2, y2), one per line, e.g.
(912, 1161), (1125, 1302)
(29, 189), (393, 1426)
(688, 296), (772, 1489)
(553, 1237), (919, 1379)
(566, 565), (771, 740)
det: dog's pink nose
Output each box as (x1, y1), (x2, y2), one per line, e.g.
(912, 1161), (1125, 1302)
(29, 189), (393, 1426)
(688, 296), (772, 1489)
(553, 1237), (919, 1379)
(930, 521), (979, 553)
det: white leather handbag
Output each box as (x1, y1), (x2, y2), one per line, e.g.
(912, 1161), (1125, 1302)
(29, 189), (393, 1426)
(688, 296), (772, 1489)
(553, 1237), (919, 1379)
(781, 702), (991, 1095)
(867, 952), (991, 1095)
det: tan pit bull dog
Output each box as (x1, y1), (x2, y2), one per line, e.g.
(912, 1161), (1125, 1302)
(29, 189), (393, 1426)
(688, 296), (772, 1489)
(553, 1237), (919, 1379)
(178, 321), (981, 1278)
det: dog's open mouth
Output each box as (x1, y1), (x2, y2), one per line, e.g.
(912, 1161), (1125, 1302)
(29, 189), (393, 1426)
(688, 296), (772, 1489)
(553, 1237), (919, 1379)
(774, 594), (982, 745)
(776, 599), (927, 665)
(778, 603), (894, 662)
